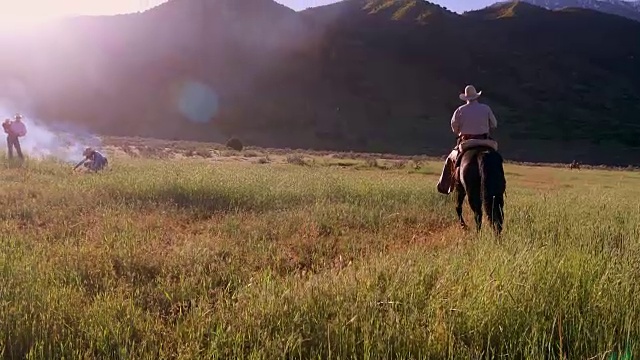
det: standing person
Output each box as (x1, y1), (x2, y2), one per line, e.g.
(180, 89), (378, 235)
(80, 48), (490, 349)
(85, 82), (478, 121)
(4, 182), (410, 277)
(437, 85), (498, 194)
(4, 113), (27, 161)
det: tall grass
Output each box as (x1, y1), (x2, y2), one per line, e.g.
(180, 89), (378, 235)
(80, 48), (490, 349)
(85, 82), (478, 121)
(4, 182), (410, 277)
(0, 156), (638, 359)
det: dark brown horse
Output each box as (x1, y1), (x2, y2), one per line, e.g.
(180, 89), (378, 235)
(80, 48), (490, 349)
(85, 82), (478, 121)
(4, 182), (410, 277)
(454, 146), (506, 235)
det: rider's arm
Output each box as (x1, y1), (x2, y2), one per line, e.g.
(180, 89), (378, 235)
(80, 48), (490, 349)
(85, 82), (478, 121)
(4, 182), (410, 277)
(451, 108), (461, 134)
(73, 157), (87, 170)
(488, 107), (498, 129)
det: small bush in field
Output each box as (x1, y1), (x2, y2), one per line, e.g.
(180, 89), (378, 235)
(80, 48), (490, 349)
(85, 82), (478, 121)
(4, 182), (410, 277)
(286, 154), (307, 166)
(365, 158), (379, 168)
(195, 149), (212, 158)
(226, 138), (243, 151)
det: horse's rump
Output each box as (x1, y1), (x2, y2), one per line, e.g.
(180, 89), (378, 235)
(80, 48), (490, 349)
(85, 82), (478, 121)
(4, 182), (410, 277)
(458, 146), (506, 234)
(455, 145), (501, 183)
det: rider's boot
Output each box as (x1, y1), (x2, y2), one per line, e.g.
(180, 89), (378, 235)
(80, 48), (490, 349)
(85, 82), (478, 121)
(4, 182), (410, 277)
(437, 150), (457, 194)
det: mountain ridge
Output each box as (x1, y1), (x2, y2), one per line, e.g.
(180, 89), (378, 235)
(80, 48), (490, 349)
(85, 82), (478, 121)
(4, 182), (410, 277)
(517, 0), (640, 21)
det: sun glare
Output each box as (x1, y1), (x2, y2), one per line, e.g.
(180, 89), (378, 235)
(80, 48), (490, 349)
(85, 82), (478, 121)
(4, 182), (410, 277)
(0, 17), (53, 32)
(0, 0), (154, 31)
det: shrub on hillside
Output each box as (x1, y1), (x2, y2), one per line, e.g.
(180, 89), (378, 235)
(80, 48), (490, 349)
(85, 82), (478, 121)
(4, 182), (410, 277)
(226, 138), (243, 151)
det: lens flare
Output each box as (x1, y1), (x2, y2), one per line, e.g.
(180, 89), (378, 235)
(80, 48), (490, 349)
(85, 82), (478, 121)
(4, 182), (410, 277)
(176, 80), (219, 124)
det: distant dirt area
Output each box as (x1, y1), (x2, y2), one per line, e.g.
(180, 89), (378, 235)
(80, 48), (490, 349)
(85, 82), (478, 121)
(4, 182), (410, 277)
(101, 136), (441, 169)
(100, 136), (640, 172)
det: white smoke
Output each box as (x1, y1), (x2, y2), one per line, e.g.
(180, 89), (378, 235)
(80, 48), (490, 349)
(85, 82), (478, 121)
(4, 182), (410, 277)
(0, 103), (102, 164)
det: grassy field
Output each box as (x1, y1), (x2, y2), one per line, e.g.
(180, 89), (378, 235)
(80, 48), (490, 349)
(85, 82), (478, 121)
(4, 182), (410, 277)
(1, 140), (640, 359)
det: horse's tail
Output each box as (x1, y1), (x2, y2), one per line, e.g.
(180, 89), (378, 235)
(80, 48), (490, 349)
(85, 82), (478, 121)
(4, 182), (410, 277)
(478, 150), (506, 233)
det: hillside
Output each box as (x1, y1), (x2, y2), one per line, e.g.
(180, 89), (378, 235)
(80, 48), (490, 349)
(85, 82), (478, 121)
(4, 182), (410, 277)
(1, 0), (640, 165)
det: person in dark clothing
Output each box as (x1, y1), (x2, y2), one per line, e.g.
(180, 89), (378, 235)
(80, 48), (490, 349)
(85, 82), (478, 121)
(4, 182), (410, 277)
(74, 147), (108, 172)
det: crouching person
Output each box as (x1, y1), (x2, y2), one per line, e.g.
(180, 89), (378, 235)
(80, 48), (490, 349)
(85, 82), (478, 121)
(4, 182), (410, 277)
(74, 147), (108, 172)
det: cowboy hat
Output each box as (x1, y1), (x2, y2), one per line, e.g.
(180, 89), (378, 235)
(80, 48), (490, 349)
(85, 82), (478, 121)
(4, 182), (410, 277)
(459, 85), (482, 101)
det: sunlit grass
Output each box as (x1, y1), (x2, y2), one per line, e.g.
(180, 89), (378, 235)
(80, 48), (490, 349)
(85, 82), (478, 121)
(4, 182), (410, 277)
(0, 153), (639, 359)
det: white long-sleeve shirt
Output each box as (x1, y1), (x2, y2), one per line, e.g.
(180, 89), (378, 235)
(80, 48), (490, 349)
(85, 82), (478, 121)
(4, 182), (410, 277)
(450, 100), (497, 136)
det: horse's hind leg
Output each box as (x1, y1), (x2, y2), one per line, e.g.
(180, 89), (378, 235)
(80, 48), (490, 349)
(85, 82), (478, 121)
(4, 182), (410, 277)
(486, 195), (504, 236)
(455, 185), (467, 229)
(467, 190), (483, 232)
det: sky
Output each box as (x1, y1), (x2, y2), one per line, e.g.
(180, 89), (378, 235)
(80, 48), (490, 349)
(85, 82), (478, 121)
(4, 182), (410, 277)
(0, 0), (491, 28)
